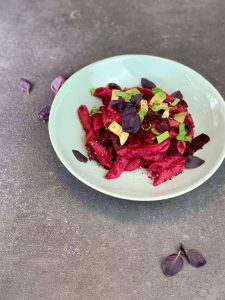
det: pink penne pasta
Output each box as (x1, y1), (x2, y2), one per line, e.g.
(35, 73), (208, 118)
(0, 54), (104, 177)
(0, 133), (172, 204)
(105, 156), (130, 179)
(89, 140), (113, 169)
(152, 157), (186, 186)
(125, 158), (142, 171)
(117, 139), (170, 159)
(78, 105), (93, 134)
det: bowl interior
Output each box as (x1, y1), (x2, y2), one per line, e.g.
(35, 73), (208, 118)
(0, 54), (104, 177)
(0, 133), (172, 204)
(49, 55), (225, 200)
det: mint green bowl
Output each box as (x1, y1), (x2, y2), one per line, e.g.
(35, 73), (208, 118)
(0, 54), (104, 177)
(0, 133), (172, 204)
(49, 55), (225, 201)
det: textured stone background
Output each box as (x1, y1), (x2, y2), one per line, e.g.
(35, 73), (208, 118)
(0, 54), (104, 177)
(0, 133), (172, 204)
(1, 0), (225, 299)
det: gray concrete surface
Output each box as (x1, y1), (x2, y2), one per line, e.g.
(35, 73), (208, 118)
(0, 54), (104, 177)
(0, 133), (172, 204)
(1, 0), (225, 299)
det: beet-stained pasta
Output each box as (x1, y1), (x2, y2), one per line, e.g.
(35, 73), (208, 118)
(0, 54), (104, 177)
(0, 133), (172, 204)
(76, 78), (210, 186)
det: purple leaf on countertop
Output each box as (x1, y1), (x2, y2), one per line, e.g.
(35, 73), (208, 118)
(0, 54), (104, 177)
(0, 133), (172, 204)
(185, 249), (207, 268)
(180, 243), (206, 268)
(19, 78), (32, 95)
(141, 78), (156, 89)
(185, 155), (205, 169)
(51, 76), (65, 93)
(162, 251), (184, 277)
(37, 105), (51, 122)
(72, 150), (88, 163)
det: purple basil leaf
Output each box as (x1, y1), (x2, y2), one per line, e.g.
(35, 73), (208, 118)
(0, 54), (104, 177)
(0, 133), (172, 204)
(171, 90), (183, 100)
(162, 252), (184, 277)
(185, 155), (205, 169)
(191, 133), (210, 152)
(186, 249), (206, 268)
(109, 97), (126, 111)
(141, 78), (156, 89)
(37, 105), (51, 122)
(179, 243), (206, 268)
(130, 93), (143, 107)
(122, 111), (141, 133)
(19, 78), (32, 95)
(156, 120), (170, 132)
(110, 97), (137, 114)
(72, 150), (88, 163)
(108, 82), (122, 90)
(51, 76), (65, 93)
(121, 102), (135, 114)
(179, 100), (188, 107)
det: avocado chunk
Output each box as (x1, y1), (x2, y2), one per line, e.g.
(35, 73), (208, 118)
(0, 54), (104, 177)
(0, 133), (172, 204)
(173, 112), (187, 123)
(108, 121), (122, 135)
(119, 132), (129, 145)
(162, 110), (170, 119)
(150, 91), (166, 106)
(108, 121), (129, 145)
(111, 89), (119, 100)
(138, 99), (148, 121)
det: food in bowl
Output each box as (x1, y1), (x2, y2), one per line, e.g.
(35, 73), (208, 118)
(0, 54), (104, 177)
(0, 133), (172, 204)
(76, 78), (210, 186)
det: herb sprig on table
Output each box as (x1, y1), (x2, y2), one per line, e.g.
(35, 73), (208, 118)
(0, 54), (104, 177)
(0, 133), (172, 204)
(162, 243), (206, 277)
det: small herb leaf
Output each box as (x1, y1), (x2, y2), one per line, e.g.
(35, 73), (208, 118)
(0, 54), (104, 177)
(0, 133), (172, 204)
(171, 90), (183, 100)
(162, 252), (184, 276)
(90, 105), (102, 116)
(185, 155), (205, 169)
(37, 105), (51, 122)
(108, 83), (122, 90)
(122, 111), (141, 133)
(186, 249), (206, 268)
(72, 150), (88, 163)
(19, 78), (32, 95)
(141, 78), (156, 89)
(51, 76), (65, 93)
(179, 243), (206, 268)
